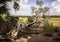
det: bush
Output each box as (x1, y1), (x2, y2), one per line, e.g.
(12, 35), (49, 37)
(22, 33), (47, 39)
(28, 16), (35, 23)
(44, 21), (54, 37)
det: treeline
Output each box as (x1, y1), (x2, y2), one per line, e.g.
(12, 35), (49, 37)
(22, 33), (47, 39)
(49, 15), (60, 18)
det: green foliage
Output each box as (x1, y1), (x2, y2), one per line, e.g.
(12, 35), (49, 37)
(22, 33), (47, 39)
(44, 7), (49, 13)
(0, 0), (11, 14)
(13, 2), (19, 11)
(38, 8), (43, 13)
(0, 13), (19, 31)
(0, 0), (19, 25)
(38, 7), (49, 14)
(28, 16), (35, 23)
(0, 6), (7, 14)
(0, 16), (5, 29)
(36, 0), (43, 6)
(0, 0), (20, 14)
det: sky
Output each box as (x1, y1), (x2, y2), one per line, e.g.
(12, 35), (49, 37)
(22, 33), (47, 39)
(6, 0), (60, 16)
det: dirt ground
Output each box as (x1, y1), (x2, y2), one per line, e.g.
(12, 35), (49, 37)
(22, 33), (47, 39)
(28, 33), (60, 42)
(14, 36), (31, 42)
(0, 32), (60, 42)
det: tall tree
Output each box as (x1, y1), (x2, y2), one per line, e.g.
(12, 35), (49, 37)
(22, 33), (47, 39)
(30, 0), (50, 29)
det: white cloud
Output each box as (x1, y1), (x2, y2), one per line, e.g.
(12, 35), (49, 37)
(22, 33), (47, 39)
(57, 0), (60, 3)
(9, 0), (39, 16)
(51, 0), (60, 13)
(20, 0), (29, 3)
(23, 0), (29, 3)
(7, 0), (60, 16)
(6, 1), (14, 10)
(6, 0), (33, 16)
(6, 0), (41, 16)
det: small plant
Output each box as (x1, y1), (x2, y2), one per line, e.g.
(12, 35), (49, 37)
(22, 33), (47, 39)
(28, 16), (35, 23)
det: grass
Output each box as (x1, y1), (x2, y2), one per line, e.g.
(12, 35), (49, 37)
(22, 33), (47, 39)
(48, 18), (60, 27)
(18, 17), (60, 27)
(19, 17), (28, 24)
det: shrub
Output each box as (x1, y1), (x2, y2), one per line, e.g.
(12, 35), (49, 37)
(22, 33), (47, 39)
(28, 16), (35, 23)
(44, 21), (54, 37)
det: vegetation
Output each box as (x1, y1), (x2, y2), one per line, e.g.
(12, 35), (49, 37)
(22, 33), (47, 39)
(0, 0), (60, 42)
(0, 0), (20, 40)
(44, 20), (54, 36)
(28, 16), (35, 23)
(48, 18), (60, 27)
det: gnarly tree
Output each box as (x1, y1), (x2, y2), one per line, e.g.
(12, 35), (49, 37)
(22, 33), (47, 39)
(0, 0), (50, 40)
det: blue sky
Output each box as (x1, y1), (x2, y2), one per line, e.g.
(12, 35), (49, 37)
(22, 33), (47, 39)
(43, 0), (55, 3)
(28, 0), (55, 5)
(6, 0), (60, 16)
